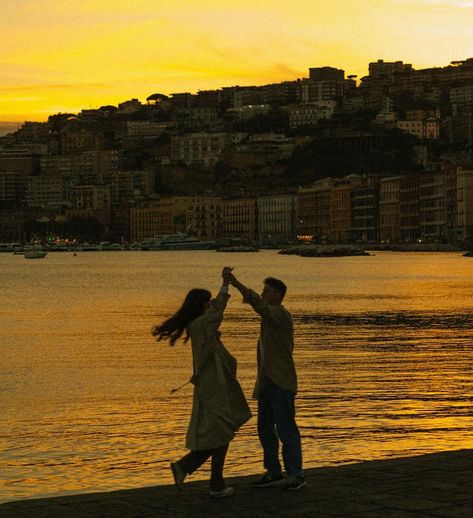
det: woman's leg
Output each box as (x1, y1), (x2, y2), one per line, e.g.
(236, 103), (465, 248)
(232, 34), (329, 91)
(178, 448), (212, 475)
(209, 443), (229, 491)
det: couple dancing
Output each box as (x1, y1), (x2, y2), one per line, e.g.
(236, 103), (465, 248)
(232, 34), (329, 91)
(152, 267), (305, 498)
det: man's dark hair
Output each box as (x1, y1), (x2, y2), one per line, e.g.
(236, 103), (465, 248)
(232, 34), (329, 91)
(264, 277), (287, 300)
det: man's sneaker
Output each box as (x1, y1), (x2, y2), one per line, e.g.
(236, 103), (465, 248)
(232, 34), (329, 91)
(170, 461), (186, 490)
(209, 486), (234, 498)
(252, 473), (285, 488)
(283, 474), (307, 491)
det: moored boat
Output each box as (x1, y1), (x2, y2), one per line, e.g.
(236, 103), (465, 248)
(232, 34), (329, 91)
(142, 233), (218, 250)
(24, 250), (47, 259)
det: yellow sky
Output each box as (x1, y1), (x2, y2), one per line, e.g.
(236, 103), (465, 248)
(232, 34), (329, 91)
(1, 0), (472, 122)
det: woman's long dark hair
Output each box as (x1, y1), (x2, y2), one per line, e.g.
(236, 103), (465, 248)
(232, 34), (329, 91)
(152, 288), (212, 346)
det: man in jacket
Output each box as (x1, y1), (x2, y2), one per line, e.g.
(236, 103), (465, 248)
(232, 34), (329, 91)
(225, 271), (305, 490)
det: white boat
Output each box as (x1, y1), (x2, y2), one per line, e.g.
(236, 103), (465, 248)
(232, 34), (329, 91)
(24, 250), (47, 259)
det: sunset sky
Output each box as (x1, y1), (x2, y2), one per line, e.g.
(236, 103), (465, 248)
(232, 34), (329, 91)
(1, 0), (472, 122)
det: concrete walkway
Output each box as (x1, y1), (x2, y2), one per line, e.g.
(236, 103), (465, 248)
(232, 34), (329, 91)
(1, 450), (472, 517)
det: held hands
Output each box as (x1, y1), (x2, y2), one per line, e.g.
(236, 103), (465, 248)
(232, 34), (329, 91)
(221, 266), (235, 285)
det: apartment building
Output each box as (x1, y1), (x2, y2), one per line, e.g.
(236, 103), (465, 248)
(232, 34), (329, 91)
(400, 175), (420, 241)
(170, 133), (231, 167)
(418, 172), (447, 240)
(66, 185), (112, 228)
(159, 196), (195, 235)
(186, 196), (223, 239)
(329, 176), (362, 241)
(351, 180), (380, 241)
(0, 171), (24, 203)
(129, 204), (160, 242)
(110, 170), (155, 207)
(287, 102), (336, 129)
(25, 174), (64, 208)
(222, 198), (258, 241)
(258, 194), (297, 243)
(297, 178), (335, 241)
(397, 119), (440, 140)
(379, 176), (401, 241)
(457, 169), (473, 240)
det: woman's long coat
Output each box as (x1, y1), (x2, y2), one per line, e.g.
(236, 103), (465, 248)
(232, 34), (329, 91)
(185, 290), (251, 451)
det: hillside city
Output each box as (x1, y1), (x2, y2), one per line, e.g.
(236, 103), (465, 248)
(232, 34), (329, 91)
(1, 58), (473, 246)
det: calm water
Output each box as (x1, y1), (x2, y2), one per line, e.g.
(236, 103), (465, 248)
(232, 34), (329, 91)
(1, 250), (473, 503)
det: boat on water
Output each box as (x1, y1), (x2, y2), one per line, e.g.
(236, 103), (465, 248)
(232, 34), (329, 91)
(24, 250), (47, 259)
(141, 233), (218, 251)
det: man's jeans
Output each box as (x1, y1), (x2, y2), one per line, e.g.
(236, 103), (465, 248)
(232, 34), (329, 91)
(257, 379), (303, 476)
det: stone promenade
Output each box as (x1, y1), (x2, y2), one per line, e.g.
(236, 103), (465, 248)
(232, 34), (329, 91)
(1, 449), (472, 517)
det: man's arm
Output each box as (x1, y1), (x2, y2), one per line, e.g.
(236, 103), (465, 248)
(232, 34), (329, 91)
(226, 272), (250, 300)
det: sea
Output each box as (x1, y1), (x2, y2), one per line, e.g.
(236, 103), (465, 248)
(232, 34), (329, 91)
(0, 123), (21, 137)
(1, 250), (473, 503)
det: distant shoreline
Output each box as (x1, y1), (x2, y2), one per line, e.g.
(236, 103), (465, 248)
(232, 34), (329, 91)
(0, 122), (21, 137)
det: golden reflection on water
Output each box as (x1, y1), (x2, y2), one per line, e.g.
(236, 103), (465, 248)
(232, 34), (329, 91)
(1, 251), (473, 502)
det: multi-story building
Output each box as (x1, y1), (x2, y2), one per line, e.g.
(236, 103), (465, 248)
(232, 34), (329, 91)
(287, 102), (336, 128)
(379, 176), (401, 241)
(397, 119), (440, 140)
(222, 198), (258, 242)
(456, 169), (473, 241)
(0, 171), (25, 203)
(329, 176), (362, 241)
(0, 153), (40, 176)
(186, 196), (223, 239)
(443, 163), (459, 241)
(174, 107), (219, 131)
(368, 60), (413, 78)
(225, 104), (271, 121)
(0, 209), (28, 241)
(158, 196), (195, 235)
(126, 121), (170, 137)
(69, 185), (111, 212)
(296, 178), (335, 241)
(350, 179), (380, 242)
(170, 133), (232, 167)
(400, 174), (420, 241)
(129, 204), (160, 242)
(67, 185), (112, 229)
(418, 172), (446, 240)
(260, 81), (299, 105)
(257, 194), (297, 243)
(301, 80), (345, 104)
(232, 87), (264, 108)
(40, 153), (106, 200)
(309, 67), (345, 81)
(110, 170), (155, 207)
(61, 128), (100, 155)
(117, 98), (142, 114)
(25, 175), (64, 208)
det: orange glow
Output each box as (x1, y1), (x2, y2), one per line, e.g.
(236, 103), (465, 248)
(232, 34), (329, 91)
(1, 0), (472, 121)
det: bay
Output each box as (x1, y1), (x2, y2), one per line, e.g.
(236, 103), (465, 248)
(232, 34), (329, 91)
(1, 250), (473, 502)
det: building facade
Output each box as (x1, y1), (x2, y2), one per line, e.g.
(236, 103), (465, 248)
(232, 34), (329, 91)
(222, 198), (258, 241)
(257, 194), (297, 243)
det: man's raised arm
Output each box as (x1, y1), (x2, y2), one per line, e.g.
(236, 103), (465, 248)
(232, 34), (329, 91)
(226, 271), (250, 301)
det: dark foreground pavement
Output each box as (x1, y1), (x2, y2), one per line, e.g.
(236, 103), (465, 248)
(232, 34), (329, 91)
(1, 450), (472, 517)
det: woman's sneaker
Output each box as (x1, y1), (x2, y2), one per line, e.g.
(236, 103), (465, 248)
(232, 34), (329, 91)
(170, 462), (186, 490)
(252, 473), (285, 488)
(209, 486), (234, 498)
(283, 474), (306, 490)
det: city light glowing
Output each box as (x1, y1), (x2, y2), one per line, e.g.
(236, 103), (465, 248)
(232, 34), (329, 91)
(1, 0), (472, 121)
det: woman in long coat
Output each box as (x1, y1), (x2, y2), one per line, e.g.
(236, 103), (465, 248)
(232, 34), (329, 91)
(152, 268), (251, 498)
